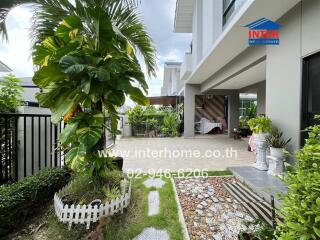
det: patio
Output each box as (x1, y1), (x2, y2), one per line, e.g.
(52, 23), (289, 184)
(113, 135), (255, 173)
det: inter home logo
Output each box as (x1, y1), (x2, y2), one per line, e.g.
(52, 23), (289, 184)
(244, 18), (282, 45)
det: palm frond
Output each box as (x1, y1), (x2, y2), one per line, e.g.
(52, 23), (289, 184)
(0, 0), (35, 42)
(108, 1), (157, 77)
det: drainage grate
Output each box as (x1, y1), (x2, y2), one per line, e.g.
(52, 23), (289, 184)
(223, 182), (276, 226)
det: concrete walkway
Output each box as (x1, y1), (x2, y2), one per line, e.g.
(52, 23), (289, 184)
(113, 135), (255, 173)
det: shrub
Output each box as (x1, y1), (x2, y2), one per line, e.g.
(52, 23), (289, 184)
(0, 74), (24, 113)
(126, 105), (180, 136)
(277, 116), (320, 239)
(162, 111), (180, 137)
(0, 168), (70, 236)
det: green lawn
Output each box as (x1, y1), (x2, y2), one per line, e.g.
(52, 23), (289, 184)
(104, 176), (184, 240)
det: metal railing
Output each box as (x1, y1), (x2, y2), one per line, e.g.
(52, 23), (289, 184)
(0, 113), (63, 184)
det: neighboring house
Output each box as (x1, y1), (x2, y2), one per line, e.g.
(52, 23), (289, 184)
(174, 0), (320, 152)
(19, 77), (41, 106)
(149, 62), (183, 107)
(161, 62), (182, 96)
(0, 60), (12, 73)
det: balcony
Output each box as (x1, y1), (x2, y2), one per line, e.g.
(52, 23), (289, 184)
(180, 53), (193, 81)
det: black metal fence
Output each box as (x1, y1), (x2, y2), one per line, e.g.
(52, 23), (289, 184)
(0, 113), (116, 184)
(0, 113), (63, 184)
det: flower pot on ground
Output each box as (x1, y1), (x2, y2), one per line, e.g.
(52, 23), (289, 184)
(248, 116), (272, 171)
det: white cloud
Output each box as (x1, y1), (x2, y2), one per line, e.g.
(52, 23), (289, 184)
(0, 1), (191, 99)
(0, 6), (34, 78)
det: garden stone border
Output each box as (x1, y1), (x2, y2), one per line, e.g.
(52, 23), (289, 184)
(171, 178), (190, 240)
(54, 179), (131, 229)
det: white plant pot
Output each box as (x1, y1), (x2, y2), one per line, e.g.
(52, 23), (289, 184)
(253, 133), (269, 171)
(267, 156), (284, 177)
(270, 147), (285, 159)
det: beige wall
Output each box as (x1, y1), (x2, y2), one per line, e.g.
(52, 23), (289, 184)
(266, 0), (320, 152)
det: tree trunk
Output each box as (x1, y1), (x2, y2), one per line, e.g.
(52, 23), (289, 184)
(93, 99), (106, 151)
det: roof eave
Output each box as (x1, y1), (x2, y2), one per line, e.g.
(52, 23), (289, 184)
(174, 0), (194, 33)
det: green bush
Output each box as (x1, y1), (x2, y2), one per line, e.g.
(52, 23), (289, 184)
(162, 111), (180, 137)
(0, 74), (24, 113)
(277, 116), (320, 239)
(126, 105), (180, 136)
(0, 168), (70, 236)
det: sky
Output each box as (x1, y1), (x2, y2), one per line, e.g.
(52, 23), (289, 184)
(0, 0), (191, 96)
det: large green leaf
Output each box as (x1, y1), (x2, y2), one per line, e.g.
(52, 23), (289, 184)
(64, 143), (86, 170)
(59, 54), (87, 75)
(33, 65), (67, 88)
(77, 126), (102, 150)
(97, 68), (110, 82)
(128, 86), (149, 105)
(55, 15), (83, 40)
(59, 122), (78, 146)
(89, 111), (105, 127)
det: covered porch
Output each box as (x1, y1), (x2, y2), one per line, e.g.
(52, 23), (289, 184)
(113, 134), (255, 173)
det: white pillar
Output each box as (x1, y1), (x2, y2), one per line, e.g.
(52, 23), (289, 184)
(227, 91), (240, 137)
(184, 84), (200, 138)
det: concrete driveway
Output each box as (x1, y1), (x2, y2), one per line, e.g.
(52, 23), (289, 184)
(111, 135), (255, 173)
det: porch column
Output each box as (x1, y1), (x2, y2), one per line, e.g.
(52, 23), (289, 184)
(184, 84), (200, 138)
(228, 91), (240, 137)
(257, 81), (266, 115)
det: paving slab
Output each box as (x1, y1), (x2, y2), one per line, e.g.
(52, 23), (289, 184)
(148, 190), (160, 216)
(144, 178), (166, 189)
(133, 227), (170, 240)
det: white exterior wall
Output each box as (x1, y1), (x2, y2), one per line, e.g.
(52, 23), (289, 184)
(202, 0), (214, 55)
(192, 0), (203, 68)
(266, 0), (320, 152)
(161, 64), (182, 96)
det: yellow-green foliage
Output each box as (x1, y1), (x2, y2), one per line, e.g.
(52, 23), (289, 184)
(277, 117), (320, 239)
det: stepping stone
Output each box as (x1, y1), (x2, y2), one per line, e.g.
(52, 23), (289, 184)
(144, 178), (166, 189)
(133, 227), (170, 240)
(148, 191), (160, 216)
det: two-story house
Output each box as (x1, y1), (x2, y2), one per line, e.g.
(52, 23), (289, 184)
(175, 0), (320, 153)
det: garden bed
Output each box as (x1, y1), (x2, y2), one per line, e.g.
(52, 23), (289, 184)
(7, 176), (184, 240)
(54, 177), (131, 229)
(174, 176), (255, 240)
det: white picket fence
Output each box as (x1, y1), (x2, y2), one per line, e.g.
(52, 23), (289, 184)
(54, 180), (131, 229)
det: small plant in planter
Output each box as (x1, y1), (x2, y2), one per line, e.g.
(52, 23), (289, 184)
(248, 116), (273, 137)
(266, 128), (291, 159)
(248, 116), (272, 171)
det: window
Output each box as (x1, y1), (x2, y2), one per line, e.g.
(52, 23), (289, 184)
(223, 0), (236, 26)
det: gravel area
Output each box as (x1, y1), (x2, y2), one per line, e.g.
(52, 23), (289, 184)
(174, 177), (254, 240)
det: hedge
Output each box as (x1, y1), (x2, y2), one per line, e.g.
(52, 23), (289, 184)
(0, 168), (71, 236)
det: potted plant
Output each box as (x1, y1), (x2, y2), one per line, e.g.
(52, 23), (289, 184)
(247, 116), (272, 139)
(266, 128), (291, 159)
(247, 116), (272, 170)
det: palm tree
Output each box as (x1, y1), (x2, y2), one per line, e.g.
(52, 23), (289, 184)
(0, 0), (156, 177)
(0, 0), (155, 76)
